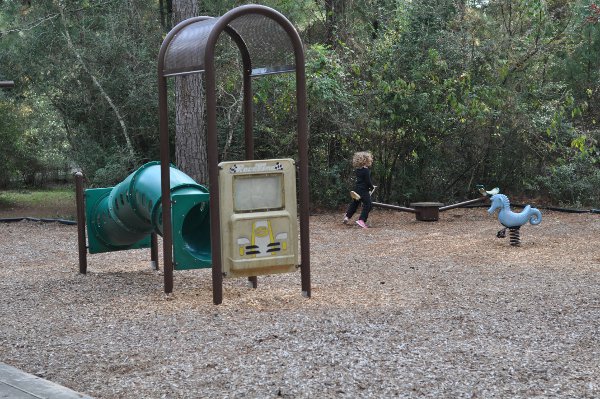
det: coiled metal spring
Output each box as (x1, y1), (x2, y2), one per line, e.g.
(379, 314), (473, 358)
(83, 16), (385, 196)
(509, 227), (521, 246)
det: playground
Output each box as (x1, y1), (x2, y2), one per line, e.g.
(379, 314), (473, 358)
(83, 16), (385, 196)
(1, 207), (599, 398)
(1, 4), (599, 398)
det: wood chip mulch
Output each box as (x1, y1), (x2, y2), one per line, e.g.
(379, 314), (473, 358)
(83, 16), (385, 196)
(0, 208), (599, 398)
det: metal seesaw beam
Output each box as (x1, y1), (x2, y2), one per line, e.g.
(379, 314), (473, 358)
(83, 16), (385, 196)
(0, 81), (15, 89)
(373, 196), (489, 221)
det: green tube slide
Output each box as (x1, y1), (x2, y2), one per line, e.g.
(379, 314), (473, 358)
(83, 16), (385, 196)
(84, 161), (211, 270)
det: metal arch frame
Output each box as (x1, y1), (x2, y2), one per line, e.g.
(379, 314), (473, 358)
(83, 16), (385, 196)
(157, 5), (310, 305)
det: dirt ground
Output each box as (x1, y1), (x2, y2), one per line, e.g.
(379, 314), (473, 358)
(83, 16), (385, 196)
(0, 206), (599, 398)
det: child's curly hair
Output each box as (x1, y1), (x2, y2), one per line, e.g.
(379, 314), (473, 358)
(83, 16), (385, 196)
(352, 151), (373, 168)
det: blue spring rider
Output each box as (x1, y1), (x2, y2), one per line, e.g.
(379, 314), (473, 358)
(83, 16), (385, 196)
(488, 193), (542, 246)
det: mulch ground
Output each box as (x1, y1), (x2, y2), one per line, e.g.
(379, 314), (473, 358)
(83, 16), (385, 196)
(0, 207), (599, 398)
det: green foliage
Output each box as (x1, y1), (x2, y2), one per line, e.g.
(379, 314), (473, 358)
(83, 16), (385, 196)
(70, 137), (133, 186)
(535, 154), (600, 207)
(1, 0), (161, 187)
(0, 97), (23, 186)
(344, 0), (600, 207)
(1, 0), (599, 208)
(248, 43), (360, 207)
(304, 44), (358, 207)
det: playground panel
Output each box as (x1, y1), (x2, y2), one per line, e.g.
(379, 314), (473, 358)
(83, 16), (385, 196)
(218, 159), (298, 278)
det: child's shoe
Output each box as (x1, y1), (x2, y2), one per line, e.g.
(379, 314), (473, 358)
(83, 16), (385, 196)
(342, 215), (349, 224)
(355, 219), (368, 229)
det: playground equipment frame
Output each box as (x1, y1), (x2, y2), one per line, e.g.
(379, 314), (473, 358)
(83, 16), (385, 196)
(157, 5), (310, 304)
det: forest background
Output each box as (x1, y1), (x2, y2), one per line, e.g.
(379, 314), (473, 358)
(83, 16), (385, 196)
(1, 0), (599, 209)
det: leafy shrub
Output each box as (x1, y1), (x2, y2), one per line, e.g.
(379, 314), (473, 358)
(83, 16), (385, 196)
(535, 155), (600, 207)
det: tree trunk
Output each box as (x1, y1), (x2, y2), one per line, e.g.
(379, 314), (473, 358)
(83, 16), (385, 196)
(324, 0), (345, 46)
(172, 0), (208, 184)
(159, 0), (173, 31)
(324, 0), (337, 46)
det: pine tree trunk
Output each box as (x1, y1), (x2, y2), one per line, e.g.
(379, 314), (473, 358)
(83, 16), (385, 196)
(172, 0), (208, 184)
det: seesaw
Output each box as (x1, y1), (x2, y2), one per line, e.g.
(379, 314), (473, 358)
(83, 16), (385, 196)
(370, 187), (499, 221)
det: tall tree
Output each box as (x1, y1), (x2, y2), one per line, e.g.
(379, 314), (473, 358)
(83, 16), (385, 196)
(173, 0), (208, 184)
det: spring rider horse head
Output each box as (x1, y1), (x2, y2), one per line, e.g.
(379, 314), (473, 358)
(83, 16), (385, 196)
(488, 194), (542, 246)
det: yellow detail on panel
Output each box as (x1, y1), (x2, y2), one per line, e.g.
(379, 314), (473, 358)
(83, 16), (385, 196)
(255, 226), (268, 237)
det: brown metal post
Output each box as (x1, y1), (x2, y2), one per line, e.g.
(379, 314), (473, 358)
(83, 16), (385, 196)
(74, 172), (88, 274)
(150, 233), (159, 270)
(205, 35), (224, 305)
(247, 276), (258, 288)
(158, 16), (213, 295)
(244, 67), (258, 289)
(243, 59), (254, 159)
(291, 23), (311, 298)
(158, 75), (174, 293)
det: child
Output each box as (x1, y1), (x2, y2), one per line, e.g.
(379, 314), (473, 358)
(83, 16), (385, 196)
(343, 151), (375, 228)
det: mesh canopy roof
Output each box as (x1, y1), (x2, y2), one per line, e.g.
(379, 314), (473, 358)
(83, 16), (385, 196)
(162, 13), (296, 77)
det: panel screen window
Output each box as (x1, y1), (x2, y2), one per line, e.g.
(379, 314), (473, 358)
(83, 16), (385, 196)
(234, 174), (284, 212)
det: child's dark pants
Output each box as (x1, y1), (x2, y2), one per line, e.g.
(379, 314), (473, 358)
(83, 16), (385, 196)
(345, 189), (372, 222)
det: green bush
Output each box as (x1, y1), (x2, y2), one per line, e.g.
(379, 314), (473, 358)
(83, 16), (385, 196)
(535, 155), (600, 207)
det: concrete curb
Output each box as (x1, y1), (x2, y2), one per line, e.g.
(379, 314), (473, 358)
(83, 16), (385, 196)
(0, 363), (93, 399)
